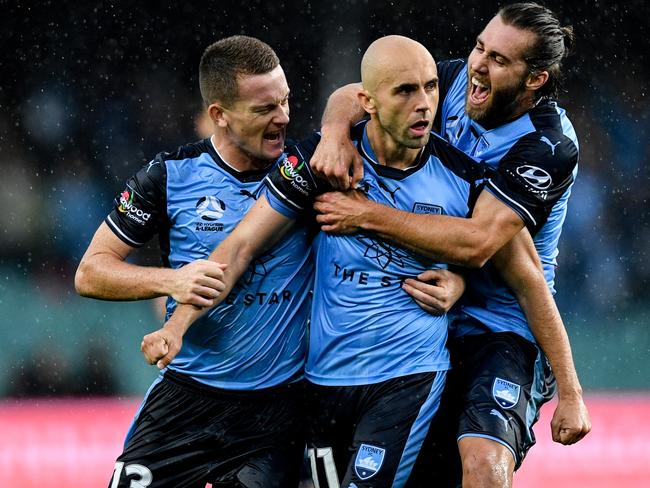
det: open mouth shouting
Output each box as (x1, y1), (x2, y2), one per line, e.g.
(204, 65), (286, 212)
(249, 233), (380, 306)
(409, 119), (431, 137)
(263, 129), (285, 149)
(469, 76), (491, 107)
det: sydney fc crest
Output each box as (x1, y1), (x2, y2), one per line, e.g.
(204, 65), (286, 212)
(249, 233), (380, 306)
(492, 377), (520, 409)
(354, 444), (385, 480)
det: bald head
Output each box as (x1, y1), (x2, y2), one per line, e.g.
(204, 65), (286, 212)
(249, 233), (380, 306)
(361, 35), (436, 94)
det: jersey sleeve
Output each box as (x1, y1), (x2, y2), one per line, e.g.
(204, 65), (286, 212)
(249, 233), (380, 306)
(434, 59), (466, 133)
(437, 59), (465, 97)
(264, 132), (327, 219)
(104, 155), (168, 247)
(484, 130), (578, 233)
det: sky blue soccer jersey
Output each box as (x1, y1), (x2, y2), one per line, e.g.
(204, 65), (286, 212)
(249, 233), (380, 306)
(105, 137), (313, 389)
(435, 60), (580, 342)
(265, 121), (482, 386)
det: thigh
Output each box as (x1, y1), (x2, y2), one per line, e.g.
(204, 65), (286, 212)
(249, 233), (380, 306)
(306, 381), (358, 480)
(211, 449), (304, 488)
(341, 371), (447, 488)
(211, 382), (307, 488)
(453, 333), (556, 468)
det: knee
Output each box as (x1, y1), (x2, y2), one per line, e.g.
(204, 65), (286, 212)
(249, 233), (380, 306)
(459, 438), (514, 488)
(462, 453), (510, 487)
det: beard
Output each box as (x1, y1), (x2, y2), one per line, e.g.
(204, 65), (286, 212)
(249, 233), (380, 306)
(465, 75), (528, 129)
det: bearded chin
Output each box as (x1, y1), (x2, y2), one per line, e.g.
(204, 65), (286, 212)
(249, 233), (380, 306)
(465, 80), (527, 129)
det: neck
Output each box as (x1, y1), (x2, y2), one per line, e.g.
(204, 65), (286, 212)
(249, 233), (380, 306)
(211, 131), (271, 172)
(366, 119), (421, 170)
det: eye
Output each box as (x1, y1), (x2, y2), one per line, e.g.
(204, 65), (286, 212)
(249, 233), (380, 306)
(475, 44), (484, 53)
(425, 81), (438, 92)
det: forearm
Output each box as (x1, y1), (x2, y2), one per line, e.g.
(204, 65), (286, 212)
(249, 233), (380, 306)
(317, 190), (524, 267)
(320, 82), (365, 134)
(163, 196), (294, 335)
(492, 238), (583, 399)
(358, 202), (494, 267)
(75, 254), (178, 300)
(515, 280), (583, 398)
(165, 238), (254, 331)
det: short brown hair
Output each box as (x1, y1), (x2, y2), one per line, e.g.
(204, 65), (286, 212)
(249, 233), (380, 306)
(199, 35), (279, 107)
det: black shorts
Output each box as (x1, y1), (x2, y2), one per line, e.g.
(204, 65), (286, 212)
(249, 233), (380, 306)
(307, 371), (446, 488)
(407, 332), (556, 487)
(109, 370), (306, 488)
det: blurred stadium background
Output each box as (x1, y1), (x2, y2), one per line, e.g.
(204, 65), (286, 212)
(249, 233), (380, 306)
(1, 1), (648, 486)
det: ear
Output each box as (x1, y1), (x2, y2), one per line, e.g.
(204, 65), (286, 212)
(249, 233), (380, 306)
(358, 89), (376, 115)
(526, 70), (549, 92)
(208, 103), (228, 128)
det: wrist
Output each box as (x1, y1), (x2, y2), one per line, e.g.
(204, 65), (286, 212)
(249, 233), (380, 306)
(155, 267), (176, 297)
(557, 381), (584, 400)
(320, 121), (353, 137)
(163, 316), (191, 336)
(358, 200), (387, 232)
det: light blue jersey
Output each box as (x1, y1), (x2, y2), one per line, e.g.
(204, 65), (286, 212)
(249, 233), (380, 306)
(265, 122), (482, 386)
(106, 137), (313, 389)
(436, 60), (580, 342)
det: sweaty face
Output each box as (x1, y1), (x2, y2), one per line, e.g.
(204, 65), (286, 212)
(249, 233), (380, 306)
(465, 15), (535, 128)
(222, 65), (290, 162)
(372, 62), (438, 149)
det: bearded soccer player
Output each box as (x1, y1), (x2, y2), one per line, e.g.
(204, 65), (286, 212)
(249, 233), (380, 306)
(75, 36), (311, 487)
(309, 3), (591, 487)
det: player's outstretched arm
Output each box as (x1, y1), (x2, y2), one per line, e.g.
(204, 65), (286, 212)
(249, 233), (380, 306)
(75, 223), (227, 307)
(141, 195), (296, 369)
(314, 189), (524, 268)
(310, 83), (365, 190)
(492, 230), (591, 445)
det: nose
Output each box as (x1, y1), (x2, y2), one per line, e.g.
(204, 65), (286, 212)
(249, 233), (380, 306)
(274, 103), (290, 126)
(470, 51), (488, 75)
(415, 87), (434, 114)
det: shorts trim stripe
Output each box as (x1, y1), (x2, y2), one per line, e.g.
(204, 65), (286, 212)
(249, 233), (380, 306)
(392, 371), (447, 488)
(457, 433), (517, 464)
(123, 373), (165, 448)
(525, 350), (549, 450)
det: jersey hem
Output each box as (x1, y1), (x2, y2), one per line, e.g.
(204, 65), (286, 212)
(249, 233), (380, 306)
(304, 363), (450, 387)
(166, 363), (304, 391)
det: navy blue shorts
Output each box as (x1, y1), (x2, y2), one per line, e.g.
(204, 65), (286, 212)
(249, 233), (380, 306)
(307, 371), (447, 488)
(109, 370), (306, 488)
(407, 332), (556, 487)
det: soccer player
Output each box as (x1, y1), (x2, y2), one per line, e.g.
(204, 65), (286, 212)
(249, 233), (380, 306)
(75, 36), (311, 488)
(309, 3), (591, 487)
(142, 34), (578, 488)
